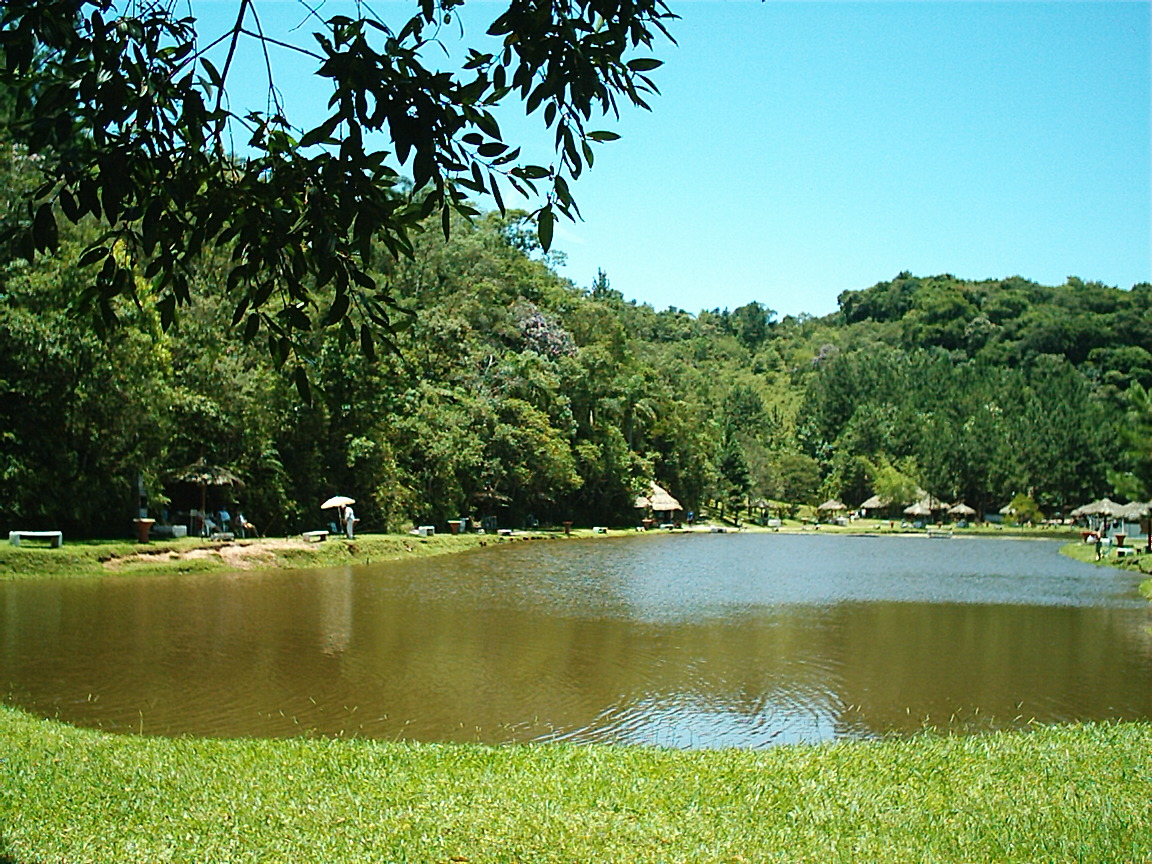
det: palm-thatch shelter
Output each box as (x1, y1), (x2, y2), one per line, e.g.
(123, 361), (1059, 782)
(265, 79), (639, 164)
(816, 499), (846, 521)
(172, 458), (244, 534)
(635, 482), (683, 522)
(904, 493), (950, 520)
(903, 500), (933, 518)
(949, 502), (977, 519)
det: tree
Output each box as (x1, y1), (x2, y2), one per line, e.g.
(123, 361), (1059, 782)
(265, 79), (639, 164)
(0, 0), (676, 393)
(863, 455), (920, 509)
(1110, 382), (1152, 501)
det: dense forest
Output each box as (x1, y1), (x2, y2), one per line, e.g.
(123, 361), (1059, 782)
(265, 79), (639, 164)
(2, 139), (1150, 537)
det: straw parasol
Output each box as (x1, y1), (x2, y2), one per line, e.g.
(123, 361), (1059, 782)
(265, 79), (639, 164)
(859, 494), (889, 511)
(904, 500), (932, 517)
(817, 498), (847, 513)
(1094, 498), (1126, 518)
(174, 458), (244, 528)
(949, 502), (977, 517)
(1120, 500), (1151, 520)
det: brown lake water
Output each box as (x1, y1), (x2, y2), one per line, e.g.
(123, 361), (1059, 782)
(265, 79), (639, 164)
(2, 534), (1150, 748)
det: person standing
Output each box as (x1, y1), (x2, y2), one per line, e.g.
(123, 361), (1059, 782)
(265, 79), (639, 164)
(344, 504), (356, 539)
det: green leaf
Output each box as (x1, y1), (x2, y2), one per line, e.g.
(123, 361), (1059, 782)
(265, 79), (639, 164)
(284, 305), (312, 332)
(243, 312), (261, 343)
(626, 58), (663, 72)
(293, 365), (313, 404)
(157, 294), (177, 331)
(231, 298), (249, 327)
(489, 172), (505, 215)
(32, 203), (58, 253)
(360, 323), (377, 361)
(59, 189), (80, 223)
(325, 291), (350, 326)
(200, 57), (223, 88)
(78, 245), (109, 268)
(538, 206), (554, 252)
(299, 115), (342, 148)
(142, 198), (163, 254)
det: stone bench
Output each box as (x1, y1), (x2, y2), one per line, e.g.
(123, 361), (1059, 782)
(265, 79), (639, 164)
(9, 530), (63, 547)
(302, 530), (328, 542)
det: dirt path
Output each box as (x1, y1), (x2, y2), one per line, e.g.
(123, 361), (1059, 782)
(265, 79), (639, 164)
(103, 538), (312, 571)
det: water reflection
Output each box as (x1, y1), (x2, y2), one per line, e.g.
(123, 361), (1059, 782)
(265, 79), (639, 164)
(1, 535), (1149, 747)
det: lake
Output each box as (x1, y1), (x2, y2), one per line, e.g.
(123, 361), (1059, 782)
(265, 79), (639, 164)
(2, 533), (1149, 748)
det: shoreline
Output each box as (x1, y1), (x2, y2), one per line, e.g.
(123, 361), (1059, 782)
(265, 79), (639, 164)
(0, 520), (1112, 581)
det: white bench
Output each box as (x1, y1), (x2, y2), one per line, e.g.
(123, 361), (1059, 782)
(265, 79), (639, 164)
(9, 530), (63, 547)
(302, 530), (328, 542)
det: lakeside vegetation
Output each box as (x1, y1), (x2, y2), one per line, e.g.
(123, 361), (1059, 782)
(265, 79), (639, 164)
(3, 113), (1151, 539)
(2, 704), (1150, 863)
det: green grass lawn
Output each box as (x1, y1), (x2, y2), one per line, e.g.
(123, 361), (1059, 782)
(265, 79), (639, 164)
(2, 706), (1149, 863)
(0, 532), (506, 579)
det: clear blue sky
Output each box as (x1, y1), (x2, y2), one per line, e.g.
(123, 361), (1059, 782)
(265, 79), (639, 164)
(195, 1), (1151, 318)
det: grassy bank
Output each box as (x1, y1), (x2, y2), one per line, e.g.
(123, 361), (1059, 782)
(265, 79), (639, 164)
(1060, 532), (1152, 578)
(1, 706), (1149, 863)
(0, 531), (534, 580)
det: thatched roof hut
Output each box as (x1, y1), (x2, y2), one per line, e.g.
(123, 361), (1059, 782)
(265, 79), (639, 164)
(635, 482), (682, 513)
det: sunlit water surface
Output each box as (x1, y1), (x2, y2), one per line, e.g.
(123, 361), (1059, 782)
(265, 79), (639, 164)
(2, 534), (1149, 747)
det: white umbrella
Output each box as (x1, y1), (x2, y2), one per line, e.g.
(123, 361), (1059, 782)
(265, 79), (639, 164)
(321, 495), (355, 510)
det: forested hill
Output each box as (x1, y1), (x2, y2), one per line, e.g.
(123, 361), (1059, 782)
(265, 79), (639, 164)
(2, 198), (1150, 537)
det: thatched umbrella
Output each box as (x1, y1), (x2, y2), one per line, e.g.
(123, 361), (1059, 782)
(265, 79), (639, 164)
(1117, 500), (1151, 537)
(859, 494), (889, 511)
(1073, 497), (1121, 517)
(1093, 498), (1126, 518)
(817, 498), (846, 513)
(175, 458), (244, 532)
(904, 500), (932, 518)
(949, 502), (977, 517)
(1120, 501), (1151, 520)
